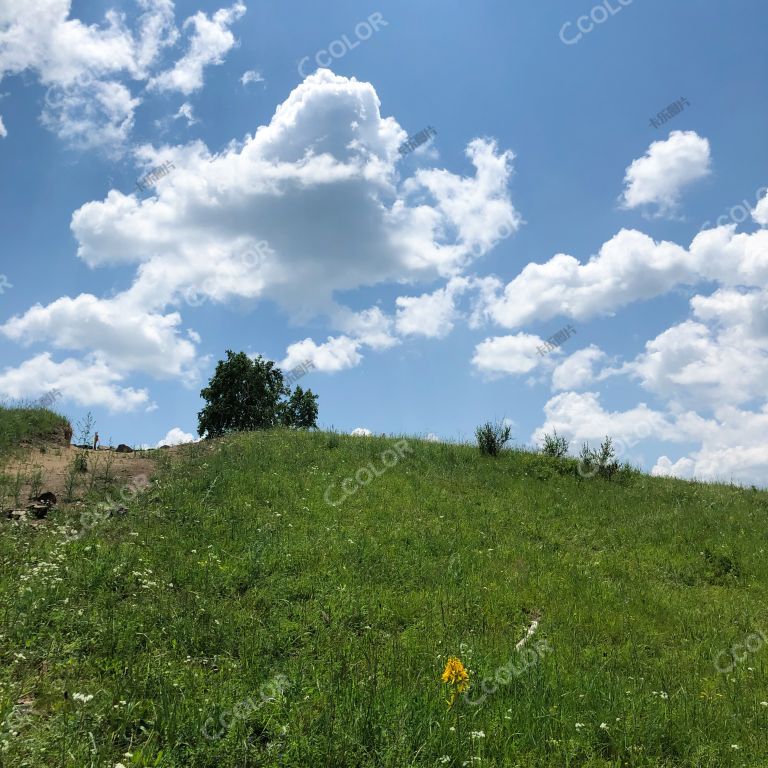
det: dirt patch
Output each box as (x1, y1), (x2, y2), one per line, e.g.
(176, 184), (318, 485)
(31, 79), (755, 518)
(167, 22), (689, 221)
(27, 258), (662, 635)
(1, 445), (158, 506)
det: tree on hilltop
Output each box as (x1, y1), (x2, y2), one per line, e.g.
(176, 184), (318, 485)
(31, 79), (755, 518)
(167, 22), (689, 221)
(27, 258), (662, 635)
(197, 351), (318, 438)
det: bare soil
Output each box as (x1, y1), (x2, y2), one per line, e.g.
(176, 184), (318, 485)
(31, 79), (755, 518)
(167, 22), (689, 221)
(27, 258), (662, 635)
(2, 445), (158, 506)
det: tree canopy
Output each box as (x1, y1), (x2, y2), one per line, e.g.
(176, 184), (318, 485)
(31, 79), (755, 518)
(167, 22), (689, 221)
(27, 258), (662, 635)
(197, 351), (318, 438)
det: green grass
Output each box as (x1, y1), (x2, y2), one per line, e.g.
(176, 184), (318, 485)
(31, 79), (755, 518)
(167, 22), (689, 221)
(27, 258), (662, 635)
(1, 429), (767, 766)
(0, 404), (70, 460)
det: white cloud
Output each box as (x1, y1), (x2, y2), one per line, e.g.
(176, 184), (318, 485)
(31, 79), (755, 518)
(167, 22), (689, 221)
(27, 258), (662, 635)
(174, 102), (198, 125)
(551, 346), (606, 391)
(472, 333), (548, 377)
(241, 69), (264, 86)
(0, 0), (239, 151)
(156, 426), (196, 446)
(148, 2), (246, 94)
(475, 223), (768, 330)
(395, 278), (469, 338)
(650, 405), (768, 486)
(350, 427), (373, 436)
(280, 335), (362, 373)
(425, 432), (439, 442)
(0, 353), (149, 411)
(405, 138), (522, 261)
(3, 70), (520, 407)
(335, 306), (398, 350)
(531, 391), (674, 452)
(0, 114), (6, 137)
(533, 390), (768, 487)
(1, 293), (201, 381)
(651, 455), (696, 480)
(624, 288), (768, 410)
(41, 79), (141, 154)
(620, 130), (711, 217)
(753, 189), (768, 227)
(70, 70), (518, 314)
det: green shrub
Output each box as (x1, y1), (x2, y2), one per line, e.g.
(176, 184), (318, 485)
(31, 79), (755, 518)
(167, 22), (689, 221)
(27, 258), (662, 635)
(578, 436), (620, 480)
(541, 429), (569, 458)
(475, 420), (512, 457)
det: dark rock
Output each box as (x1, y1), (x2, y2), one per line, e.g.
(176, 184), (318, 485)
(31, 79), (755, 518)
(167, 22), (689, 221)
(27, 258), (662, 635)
(116, 444), (134, 453)
(32, 491), (57, 507)
(28, 504), (49, 519)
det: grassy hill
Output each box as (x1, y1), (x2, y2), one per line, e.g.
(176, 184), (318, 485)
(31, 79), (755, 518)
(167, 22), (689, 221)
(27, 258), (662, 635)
(0, 403), (70, 458)
(1, 428), (767, 766)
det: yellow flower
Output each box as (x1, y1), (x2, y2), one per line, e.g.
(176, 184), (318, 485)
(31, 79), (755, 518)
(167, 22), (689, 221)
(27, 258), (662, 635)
(441, 656), (469, 707)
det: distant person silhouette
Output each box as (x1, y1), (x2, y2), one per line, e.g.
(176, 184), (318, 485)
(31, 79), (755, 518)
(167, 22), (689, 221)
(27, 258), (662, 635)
(93, 432), (100, 451)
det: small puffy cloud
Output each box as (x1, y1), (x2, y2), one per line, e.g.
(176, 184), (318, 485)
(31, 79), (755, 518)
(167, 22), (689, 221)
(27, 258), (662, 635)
(425, 432), (439, 442)
(148, 3), (246, 94)
(156, 427), (196, 446)
(241, 69), (264, 86)
(551, 346), (606, 391)
(472, 333), (547, 377)
(350, 427), (372, 436)
(0, 114), (6, 137)
(753, 189), (768, 227)
(395, 278), (469, 338)
(174, 102), (198, 125)
(406, 138), (522, 260)
(651, 455), (696, 480)
(280, 335), (362, 373)
(335, 306), (398, 350)
(0, 352), (149, 411)
(41, 79), (141, 155)
(620, 130), (711, 217)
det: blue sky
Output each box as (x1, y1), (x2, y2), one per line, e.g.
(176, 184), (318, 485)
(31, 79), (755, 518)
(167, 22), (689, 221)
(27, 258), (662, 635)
(1, 0), (767, 484)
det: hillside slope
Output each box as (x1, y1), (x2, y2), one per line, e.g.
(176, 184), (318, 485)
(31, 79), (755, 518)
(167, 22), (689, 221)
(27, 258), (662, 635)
(1, 430), (767, 767)
(0, 404), (70, 457)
